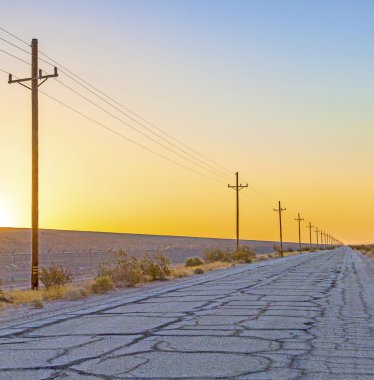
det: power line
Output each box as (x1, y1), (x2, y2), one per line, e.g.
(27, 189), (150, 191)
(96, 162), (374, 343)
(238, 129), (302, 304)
(0, 36), (30, 55)
(0, 42), (233, 181)
(0, 48), (30, 65)
(52, 76), (232, 181)
(39, 89), (227, 185)
(52, 73), (232, 179)
(0, 26), (30, 47)
(0, 30), (234, 179)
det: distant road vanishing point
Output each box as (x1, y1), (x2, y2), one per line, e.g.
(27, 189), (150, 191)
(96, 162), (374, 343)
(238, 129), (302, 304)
(0, 247), (373, 379)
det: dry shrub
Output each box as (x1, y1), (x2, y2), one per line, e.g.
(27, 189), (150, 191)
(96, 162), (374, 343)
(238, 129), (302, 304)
(91, 275), (114, 294)
(99, 250), (143, 287)
(203, 248), (231, 263)
(40, 264), (72, 289)
(185, 257), (204, 267)
(140, 254), (171, 281)
(193, 268), (204, 275)
(99, 251), (171, 287)
(232, 246), (256, 263)
(204, 246), (255, 264)
(257, 255), (268, 261)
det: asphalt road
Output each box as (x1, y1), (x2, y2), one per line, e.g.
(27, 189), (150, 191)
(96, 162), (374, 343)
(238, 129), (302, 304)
(0, 247), (373, 379)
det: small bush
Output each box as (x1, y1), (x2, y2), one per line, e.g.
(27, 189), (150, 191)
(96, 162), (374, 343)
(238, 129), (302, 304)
(140, 254), (171, 281)
(40, 264), (72, 289)
(204, 249), (228, 263)
(99, 250), (143, 287)
(193, 268), (204, 275)
(287, 247), (294, 252)
(232, 246), (256, 263)
(185, 257), (204, 267)
(91, 275), (114, 294)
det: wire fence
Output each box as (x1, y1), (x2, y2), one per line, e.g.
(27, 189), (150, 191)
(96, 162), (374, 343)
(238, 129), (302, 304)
(0, 247), (209, 287)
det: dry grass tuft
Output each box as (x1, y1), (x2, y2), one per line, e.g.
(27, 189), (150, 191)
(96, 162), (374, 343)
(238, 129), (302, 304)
(171, 261), (231, 279)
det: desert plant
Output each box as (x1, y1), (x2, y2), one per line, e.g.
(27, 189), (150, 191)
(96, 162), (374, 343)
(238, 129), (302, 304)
(185, 257), (204, 267)
(99, 250), (143, 287)
(203, 248), (232, 263)
(287, 247), (294, 252)
(40, 264), (72, 289)
(91, 275), (114, 294)
(232, 246), (256, 263)
(140, 254), (171, 281)
(193, 268), (204, 275)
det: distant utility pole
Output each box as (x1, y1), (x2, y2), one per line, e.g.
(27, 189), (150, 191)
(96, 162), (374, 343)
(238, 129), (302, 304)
(273, 201), (286, 257)
(228, 172), (248, 252)
(307, 222), (314, 249)
(315, 227), (319, 249)
(8, 39), (58, 289)
(294, 213), (304, 251)
(320, 231), (324, 249)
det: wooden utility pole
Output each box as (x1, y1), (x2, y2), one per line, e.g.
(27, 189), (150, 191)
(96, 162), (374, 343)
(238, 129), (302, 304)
(294, 213), (304, 251)
(273, 201), (286, 257)
(315, 227), (319, 249)
(306, 222), (314, 249)
(228, 172), (248, 252)
(8, 39), (58, 289)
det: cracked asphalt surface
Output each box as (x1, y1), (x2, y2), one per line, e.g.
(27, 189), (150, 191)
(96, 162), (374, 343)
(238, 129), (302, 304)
(0, 247), (373, 379)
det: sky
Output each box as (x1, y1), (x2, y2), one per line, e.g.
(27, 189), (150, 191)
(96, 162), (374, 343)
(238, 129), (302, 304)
(0, 0), (373, 244)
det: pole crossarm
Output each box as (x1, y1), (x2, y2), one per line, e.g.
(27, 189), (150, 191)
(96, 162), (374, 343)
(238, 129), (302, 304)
(8, 66), (58, 85)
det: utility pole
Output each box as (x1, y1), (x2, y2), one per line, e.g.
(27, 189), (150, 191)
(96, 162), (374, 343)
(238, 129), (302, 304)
(306, 222), (314, 249)
(315, 227), (319, 249)
(228, 172), (248, 252)
(320, 231), (324, 249)
(273, 201), (286, 257)
(8, 39), (58, 289)
(294, 213), (304, 251)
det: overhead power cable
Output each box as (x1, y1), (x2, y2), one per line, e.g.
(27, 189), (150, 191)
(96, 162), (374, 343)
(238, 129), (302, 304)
(0, 30), (234, 180)
(39, 89), (227, 185)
